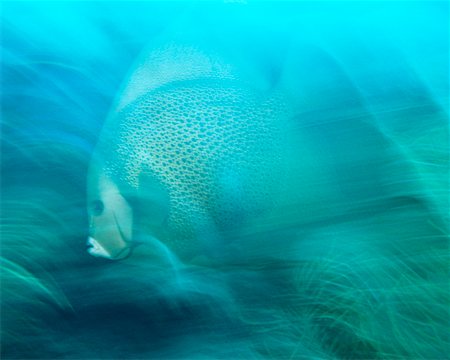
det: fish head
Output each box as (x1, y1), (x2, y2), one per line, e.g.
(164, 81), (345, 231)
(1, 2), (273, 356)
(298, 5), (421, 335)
(86, 167), (134, 260)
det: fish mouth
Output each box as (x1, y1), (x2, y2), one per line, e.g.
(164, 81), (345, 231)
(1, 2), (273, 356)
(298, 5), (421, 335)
(86, 237), (112, 259)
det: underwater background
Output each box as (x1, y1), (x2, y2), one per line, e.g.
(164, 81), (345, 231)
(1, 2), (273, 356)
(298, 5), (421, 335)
(1, 1), (449, 359)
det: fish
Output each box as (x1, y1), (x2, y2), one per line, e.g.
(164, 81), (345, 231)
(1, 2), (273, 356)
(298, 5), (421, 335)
(86, 33), (413, 265)
(86, 38), (288, 262)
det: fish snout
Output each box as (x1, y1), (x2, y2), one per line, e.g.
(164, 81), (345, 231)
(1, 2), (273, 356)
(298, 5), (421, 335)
(86, 236), (132, 260)
(86, 236), (112, 258)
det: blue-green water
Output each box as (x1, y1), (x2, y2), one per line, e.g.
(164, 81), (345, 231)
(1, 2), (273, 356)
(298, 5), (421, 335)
(1, 1), (449, 359)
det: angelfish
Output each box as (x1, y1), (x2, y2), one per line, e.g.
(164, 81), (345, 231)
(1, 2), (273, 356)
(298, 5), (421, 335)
(85, 36), (398, 263)
(85, 39), (289, 262)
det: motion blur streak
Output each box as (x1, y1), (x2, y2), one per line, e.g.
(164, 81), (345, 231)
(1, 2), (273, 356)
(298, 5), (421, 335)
(1, 2), (449, 359)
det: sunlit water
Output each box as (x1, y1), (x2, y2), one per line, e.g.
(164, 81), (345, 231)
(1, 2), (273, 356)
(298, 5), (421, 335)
(1, 2), (449, 359)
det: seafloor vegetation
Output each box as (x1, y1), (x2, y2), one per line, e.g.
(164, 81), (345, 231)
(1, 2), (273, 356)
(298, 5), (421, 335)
(1, 2), (448, 359)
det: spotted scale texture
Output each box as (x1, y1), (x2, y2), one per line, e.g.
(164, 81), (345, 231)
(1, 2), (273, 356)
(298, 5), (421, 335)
(101, 79), (287, 256)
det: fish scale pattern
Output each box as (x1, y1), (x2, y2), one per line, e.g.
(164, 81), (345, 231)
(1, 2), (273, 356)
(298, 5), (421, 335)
(104, 80), (287, 254)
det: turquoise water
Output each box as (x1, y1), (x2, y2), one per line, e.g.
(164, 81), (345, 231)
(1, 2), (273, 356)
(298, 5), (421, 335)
(1, 1), (449, 359)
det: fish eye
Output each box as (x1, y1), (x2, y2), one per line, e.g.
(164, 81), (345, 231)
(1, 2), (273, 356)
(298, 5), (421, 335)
(91, 200), (104, 216)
